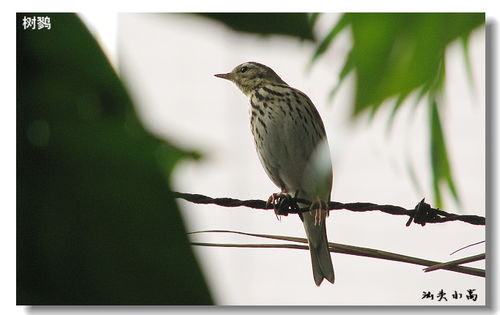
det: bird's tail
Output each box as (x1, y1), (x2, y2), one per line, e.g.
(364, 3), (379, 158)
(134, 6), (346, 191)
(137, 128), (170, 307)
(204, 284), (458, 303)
(302, 211), (335, 286)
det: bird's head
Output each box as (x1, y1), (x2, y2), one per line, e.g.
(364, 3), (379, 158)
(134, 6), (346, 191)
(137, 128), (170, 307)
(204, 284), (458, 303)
(215, 62), (287, 96)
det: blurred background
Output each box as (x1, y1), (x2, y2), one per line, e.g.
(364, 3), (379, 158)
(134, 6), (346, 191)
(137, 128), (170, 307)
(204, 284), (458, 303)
(18, 12), (485, 305)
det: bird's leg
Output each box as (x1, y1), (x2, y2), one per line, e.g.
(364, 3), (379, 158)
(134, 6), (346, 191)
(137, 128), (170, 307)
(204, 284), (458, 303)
(266, 189), (292, 219)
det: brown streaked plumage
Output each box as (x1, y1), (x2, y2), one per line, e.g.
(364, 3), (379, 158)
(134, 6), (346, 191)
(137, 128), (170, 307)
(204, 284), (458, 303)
(215, 62), (334, 286)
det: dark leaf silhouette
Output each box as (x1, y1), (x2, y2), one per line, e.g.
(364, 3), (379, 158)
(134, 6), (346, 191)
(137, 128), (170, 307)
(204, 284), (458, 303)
(197, 13), (316, 41)
(17, 13), (212, 305)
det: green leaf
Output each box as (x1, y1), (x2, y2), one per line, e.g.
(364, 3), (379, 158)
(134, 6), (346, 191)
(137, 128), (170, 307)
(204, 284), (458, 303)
(197, 13), (315, 41)
(426, 57), (460, 209)
(460, 33), (476, 90)
(429, 99), (460, 209)
(17, 13), (212, 305)
(311, 14), (351, 64)
(314, 13), (482, 208)
(308, 12), (321, 29)
(347, 13), (484, 116)
(386, 91), (410, 132)
(328, 50), (354, 101)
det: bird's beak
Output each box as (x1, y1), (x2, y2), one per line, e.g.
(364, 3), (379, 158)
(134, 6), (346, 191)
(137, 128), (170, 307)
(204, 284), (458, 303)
(214, 72), (232, 80)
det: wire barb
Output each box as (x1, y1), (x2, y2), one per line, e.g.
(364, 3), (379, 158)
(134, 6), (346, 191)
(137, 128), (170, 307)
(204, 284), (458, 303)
(173, 192), (485, 226)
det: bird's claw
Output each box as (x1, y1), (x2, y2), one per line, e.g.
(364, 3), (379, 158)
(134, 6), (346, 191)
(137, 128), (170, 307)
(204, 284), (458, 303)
(267, 192), (293, 219)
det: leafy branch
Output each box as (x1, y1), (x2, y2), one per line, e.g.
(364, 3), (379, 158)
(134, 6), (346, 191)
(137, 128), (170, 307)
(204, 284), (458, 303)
(311, 13), (484, 209)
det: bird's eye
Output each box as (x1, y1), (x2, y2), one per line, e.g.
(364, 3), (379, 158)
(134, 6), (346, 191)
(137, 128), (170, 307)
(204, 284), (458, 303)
(239, 66), (249, 73)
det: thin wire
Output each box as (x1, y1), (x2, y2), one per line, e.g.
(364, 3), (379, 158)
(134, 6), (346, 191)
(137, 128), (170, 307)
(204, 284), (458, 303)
(450, 240), (486, 255)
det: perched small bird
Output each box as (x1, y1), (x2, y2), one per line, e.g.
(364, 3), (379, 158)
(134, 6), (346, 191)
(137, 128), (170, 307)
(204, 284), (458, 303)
(215, 62), (335, 286)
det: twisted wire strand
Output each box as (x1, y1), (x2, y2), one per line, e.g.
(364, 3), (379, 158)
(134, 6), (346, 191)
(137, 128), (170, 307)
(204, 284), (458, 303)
(173, 192), (485, 226)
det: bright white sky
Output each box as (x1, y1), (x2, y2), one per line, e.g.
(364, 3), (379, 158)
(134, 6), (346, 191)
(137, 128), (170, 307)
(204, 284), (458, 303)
(1, 1), (497, 314)
(104, 13), (486, 305)
(66, 12), (487, 306)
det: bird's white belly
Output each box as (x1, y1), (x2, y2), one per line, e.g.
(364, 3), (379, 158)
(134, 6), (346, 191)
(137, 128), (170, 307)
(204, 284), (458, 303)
(253, 107), (312, 194)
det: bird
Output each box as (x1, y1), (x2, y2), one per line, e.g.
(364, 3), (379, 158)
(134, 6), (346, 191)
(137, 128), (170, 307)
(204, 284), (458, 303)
(215, 62), (335, 286)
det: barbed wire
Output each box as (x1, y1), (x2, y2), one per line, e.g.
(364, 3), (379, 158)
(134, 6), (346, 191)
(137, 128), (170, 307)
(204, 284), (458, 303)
(173, 192), (485, 226)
